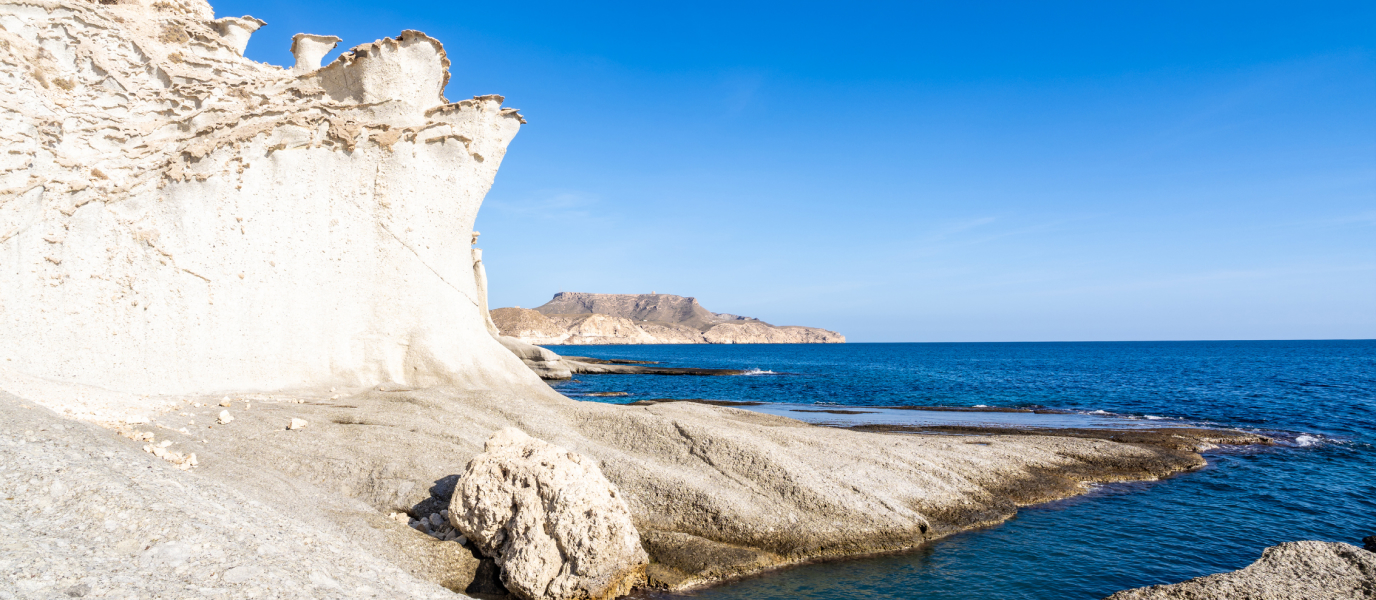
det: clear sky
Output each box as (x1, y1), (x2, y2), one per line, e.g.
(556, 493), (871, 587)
(220, 0), (1375, 342)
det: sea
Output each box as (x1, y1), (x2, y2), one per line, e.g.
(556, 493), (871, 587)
(548, 340), (1376, 600)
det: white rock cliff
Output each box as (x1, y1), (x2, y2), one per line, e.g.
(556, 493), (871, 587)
(0, 0), (540, 419)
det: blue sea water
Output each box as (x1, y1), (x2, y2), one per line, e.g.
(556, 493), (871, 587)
(549, 341), (1376, 600)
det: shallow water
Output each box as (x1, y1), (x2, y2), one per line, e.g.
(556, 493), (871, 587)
(550, 341), (1376, 600)
(727, 402), (1165, 429)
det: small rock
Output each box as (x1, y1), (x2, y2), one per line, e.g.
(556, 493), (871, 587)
(309, 571), (341, 590)
(428, 513), (442, 527)
(63, 583), (90, 597)
(1364, 535), (1376, 553)
(219, 398), (231, 407)
(142, 541), (194, 567)
(159, 440), (173, 448)
(218, 410), (233, 424)
(288, 418), (308, 430)
(223, 565), (263, 584)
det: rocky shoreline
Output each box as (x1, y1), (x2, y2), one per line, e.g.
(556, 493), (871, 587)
(1107, 541), (1376, 599)
(1, 384), (1290, 598)
(498, 336), (747, 379)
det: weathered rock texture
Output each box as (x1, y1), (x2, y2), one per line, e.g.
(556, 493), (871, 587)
(0, 0), (539, 420)
(1105, 541), (1376, 600)
(0, 391), (467, 599)
(493, 293), (845, 345)
(452, 428), (648, 600)
(85, 382), (1265, 593)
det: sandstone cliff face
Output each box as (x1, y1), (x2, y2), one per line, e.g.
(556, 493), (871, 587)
(0, 0), (541, 417)
(492, 293), (845, 345)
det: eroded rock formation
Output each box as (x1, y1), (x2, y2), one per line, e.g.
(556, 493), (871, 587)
(0, 0), (540, 420)
(493, 292), (845, 345)
(452, 428), (648, 600)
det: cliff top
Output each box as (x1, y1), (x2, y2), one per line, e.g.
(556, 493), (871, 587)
(533, 292), (763, 331)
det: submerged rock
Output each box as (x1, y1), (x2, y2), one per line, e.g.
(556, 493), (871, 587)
(1105, 541), (1376, 599)
(451, 428), (647, 600)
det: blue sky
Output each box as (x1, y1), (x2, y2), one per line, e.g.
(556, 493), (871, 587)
(220, 1), (1375, 342)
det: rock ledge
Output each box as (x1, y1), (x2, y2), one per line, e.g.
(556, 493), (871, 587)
(1106, 541), (1376, 600)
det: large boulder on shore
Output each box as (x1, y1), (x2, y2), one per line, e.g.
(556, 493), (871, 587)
(451, 428), (648, 600)
(1105, 541), (1376, 600)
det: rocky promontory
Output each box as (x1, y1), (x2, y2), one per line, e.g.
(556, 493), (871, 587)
(1106, 541), (1376, 599)
(493, 292), (845, 345)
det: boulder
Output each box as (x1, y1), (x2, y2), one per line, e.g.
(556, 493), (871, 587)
(1105, 541), (1376, 599)
(451, 428), (647, 600)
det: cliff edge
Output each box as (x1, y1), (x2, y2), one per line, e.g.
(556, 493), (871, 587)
(493, 292), (845, 345)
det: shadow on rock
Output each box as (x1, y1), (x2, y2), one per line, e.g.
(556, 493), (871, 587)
(408, 475), (511, 598)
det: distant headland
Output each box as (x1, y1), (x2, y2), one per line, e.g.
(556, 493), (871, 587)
(492, 292), (846, 345)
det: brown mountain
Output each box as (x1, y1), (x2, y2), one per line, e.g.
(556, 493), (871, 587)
(492, 293), (844, 345)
